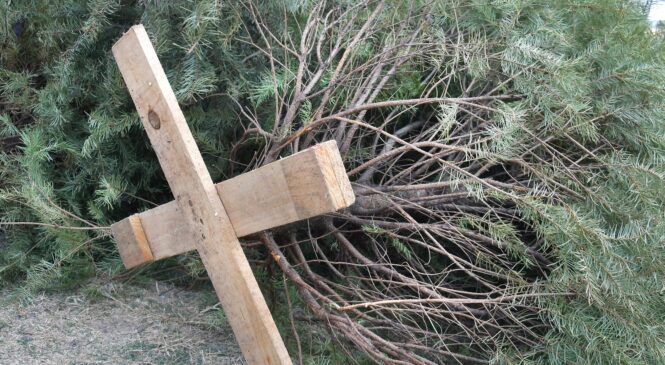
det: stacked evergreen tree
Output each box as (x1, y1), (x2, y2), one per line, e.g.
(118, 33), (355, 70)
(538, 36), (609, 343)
(2, 1), (664, 364)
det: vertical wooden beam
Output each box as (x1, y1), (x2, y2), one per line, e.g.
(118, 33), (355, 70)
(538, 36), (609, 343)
(112, 25), (291, 365)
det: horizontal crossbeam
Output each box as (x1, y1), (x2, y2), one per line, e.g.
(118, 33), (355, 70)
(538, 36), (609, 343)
(111, 140), (354, 268)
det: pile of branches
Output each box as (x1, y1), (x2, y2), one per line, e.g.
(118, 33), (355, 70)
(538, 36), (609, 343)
(227, 1), (595, 363)
(2, 1), (663, 363)
(221, 1), (665, 363)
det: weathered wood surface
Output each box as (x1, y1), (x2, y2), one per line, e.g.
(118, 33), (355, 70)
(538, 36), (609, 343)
(111, 140), (354, 269)
(112, 24), (291, 365)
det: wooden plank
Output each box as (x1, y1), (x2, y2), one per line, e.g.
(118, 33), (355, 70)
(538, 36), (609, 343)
(111, 140), (355, 268)
(217, 160), (299, 236)
(111, 214), (154, 268)
(283, 141), (355, 218)
(134, 201), (191, 262)
(219, 140), (355, 234)
(112, 25), (292, 365)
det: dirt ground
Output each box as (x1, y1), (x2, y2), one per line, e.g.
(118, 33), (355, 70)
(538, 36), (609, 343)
(0, 280), (245, 364)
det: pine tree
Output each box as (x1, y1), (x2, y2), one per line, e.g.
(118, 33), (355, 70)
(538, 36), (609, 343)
(2, 1), (665, 364)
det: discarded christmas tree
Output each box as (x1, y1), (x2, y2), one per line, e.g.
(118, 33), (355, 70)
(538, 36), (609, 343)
(2, 1), (665, 364)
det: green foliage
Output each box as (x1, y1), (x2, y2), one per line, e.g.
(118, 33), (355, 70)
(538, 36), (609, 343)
(0, 0), (250, 288)
(1, 0), (665, 364)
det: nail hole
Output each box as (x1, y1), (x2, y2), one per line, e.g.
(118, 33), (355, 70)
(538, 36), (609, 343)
(148, 110), (161, 129)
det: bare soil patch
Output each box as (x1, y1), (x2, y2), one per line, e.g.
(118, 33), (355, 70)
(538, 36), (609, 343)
(0, 280), (244, 364)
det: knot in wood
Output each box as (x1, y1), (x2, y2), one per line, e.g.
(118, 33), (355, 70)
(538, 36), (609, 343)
(148, 110), (161, 129)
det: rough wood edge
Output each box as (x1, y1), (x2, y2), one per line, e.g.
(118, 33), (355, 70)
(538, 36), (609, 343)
(129, 214), (154, 263)
(315, 140), (356, 209)
(111, 213), (155, 269)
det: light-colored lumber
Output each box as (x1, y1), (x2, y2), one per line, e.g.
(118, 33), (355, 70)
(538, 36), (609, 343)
(111, 140), (355, 268)
(110, 214), (154, 268)
(112, 24), (291, 365)
(280, 140), (355, 218)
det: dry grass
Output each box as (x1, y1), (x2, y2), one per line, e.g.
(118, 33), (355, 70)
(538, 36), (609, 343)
(0, 280), (244, 365)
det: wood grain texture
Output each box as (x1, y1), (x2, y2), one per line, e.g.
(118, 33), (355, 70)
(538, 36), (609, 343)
(134, 201), (193, 261)
(111, 140), (355, 268)
(111, 214), (154, 268)
(312, 141), (356, 210)
(112, 25), (291, 365)
(217, 159), (299, 237)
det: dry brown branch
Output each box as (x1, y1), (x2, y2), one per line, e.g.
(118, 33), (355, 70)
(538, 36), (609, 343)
(219, 1), (608, 363)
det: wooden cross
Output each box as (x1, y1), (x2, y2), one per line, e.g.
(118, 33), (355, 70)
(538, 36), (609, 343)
(109, 25), (355, 365)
